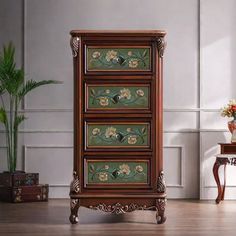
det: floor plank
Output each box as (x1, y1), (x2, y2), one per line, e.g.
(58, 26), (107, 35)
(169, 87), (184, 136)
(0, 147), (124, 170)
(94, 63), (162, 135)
(0, 199), (236, 236)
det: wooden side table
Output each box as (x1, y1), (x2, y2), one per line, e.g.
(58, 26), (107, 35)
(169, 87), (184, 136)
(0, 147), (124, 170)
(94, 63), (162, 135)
(213, 143), (236, 204)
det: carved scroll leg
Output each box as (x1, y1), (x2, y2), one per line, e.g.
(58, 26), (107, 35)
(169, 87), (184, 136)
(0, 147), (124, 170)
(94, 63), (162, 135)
(69, 198), (80, 224)
(222, 164), (227, 201)
(156, 198), (167, 224)
(213, 161), (223, 204)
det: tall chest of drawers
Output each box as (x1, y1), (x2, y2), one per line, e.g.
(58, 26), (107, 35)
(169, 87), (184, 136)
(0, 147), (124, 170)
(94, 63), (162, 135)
(69, 30), (167, 224)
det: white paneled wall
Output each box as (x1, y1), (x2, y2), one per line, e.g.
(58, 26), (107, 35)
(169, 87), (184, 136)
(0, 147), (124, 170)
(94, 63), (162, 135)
(200, 0), (236, 199)
(0, 0), (235, 199)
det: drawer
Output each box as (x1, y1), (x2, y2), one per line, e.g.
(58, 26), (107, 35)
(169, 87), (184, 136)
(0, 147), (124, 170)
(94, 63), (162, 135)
(85, 83), (151, 111)
(85, 46), (152, 73)
(85, 121), (151, 150)
(84, 158), (150, 188)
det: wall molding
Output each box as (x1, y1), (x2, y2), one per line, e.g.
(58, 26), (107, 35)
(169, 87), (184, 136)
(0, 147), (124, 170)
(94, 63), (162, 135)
(22, 108), (73, 113)
(6, 107), (222, 113)
(23, 145), (73, 187)
(204, 185), (236, 188)
(164, 145), (185, 188)
(0, 129), (229, 134)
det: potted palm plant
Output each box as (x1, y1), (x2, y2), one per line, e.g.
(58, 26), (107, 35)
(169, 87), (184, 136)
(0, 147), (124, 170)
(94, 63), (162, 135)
(0, 43), (60, 201)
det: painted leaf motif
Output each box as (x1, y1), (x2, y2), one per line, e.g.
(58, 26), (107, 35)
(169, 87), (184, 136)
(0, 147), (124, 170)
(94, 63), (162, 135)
(90, 89), (96, 97)
(141, 127), (146, 134)
(89, 164), (95, 173)
(87, 47), (151, 71)
(88, 86), (149, 109)
(142, 50), (147, 57)
(87, 161), (148, 184)
(87, 124), (149, 147)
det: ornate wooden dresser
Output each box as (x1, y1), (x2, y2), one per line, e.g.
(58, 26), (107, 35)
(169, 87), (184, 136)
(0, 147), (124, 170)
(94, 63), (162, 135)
(69, 30), (167, 224)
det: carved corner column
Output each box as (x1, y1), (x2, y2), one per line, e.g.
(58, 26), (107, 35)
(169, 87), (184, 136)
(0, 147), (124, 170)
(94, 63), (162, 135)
(156, 171), (167, 224)
(69, 172), (80, 224)
(69, 35), (80, 224)
(70, 36), (80, 58)
(156, 37), (166, 58)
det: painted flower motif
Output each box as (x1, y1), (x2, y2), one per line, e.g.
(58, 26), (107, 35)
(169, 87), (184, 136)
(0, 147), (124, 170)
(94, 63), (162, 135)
(128, 135), (137, 145)
(136, 89), (144, 97)
(105, 127), (117, 138)
(120, 88), (131, 100)
(128, 59), (139, 68)
(92, 128), (100, 136)
(128, 51), (132, 56)
(127, 128), (132, 133)
(106, 50), (118, 62)
(99, 97), (109, 106)
(98, 172), (108, 181)
(104, 165), (109, 170)
(119, 164), (130, 175)
(92, 51), (101, 59)
(135, 165), (143, 173)
(105, 89), (110, 94)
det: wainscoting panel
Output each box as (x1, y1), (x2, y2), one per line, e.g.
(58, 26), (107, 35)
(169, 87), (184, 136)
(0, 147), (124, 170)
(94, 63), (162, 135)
(164, 111), (198, 132)
(0, 146), (8, 172)
(201, 111), (227, 130)
(164, 133), (199, 199)
(23, 146), (73, 198)
(200, 0), (236, 199)
(164, 146), (184, 187)
(23, 111), (73, 131)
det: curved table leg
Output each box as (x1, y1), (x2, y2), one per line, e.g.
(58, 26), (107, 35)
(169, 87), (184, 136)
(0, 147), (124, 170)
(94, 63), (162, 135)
(213, 161), (222, 204)
(222, 164), (227, 201)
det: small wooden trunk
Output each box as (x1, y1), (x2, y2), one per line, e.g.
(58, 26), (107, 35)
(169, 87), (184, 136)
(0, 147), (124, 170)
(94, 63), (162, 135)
(0, 171), (39, 187)
(0, 184), (49, 203)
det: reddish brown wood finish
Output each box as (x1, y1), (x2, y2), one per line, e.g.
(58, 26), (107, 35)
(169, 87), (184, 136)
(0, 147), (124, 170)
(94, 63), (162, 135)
(213, 143), (236, 204)
(0, 184), (48, 203)
(219, 143), (236, 154)
(69, 30), (166, 224)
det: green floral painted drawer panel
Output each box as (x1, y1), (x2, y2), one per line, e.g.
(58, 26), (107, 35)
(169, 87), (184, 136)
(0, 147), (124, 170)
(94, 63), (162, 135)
(87, 123), (150, 148)
(86, 47), (151, 71)
(87, 161), (148, 184)
(87, 85), (149, 109)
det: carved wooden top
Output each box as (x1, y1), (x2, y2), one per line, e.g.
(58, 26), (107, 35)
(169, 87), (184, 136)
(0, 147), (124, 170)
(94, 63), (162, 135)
(70, 30), (166, 37)
(215, 156), (236, 166)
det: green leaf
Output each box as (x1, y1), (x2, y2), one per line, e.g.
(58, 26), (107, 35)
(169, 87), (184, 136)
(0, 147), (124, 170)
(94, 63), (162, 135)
(14, 115), (26, 128)
(141, 127), (146, 134)
(89, 164), (95, 173)
(0, 43), (25, 95)
(0, 107), (7, 125)
(0, 84), (5, 95)
(90, 88), (96, 97)
(142, 50), (147, 58)
(18, 79), (62, 101)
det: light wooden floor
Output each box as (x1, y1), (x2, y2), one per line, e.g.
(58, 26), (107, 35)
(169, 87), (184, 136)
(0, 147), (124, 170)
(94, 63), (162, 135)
(0, 199), (236, 236)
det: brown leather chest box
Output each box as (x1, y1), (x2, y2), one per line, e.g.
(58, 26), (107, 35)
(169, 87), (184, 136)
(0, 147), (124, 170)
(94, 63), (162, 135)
(0, 184), (49, 203)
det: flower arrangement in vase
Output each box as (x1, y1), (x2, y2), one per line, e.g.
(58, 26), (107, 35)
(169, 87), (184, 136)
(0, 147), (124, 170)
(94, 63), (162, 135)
(221, 99), (236, 143)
